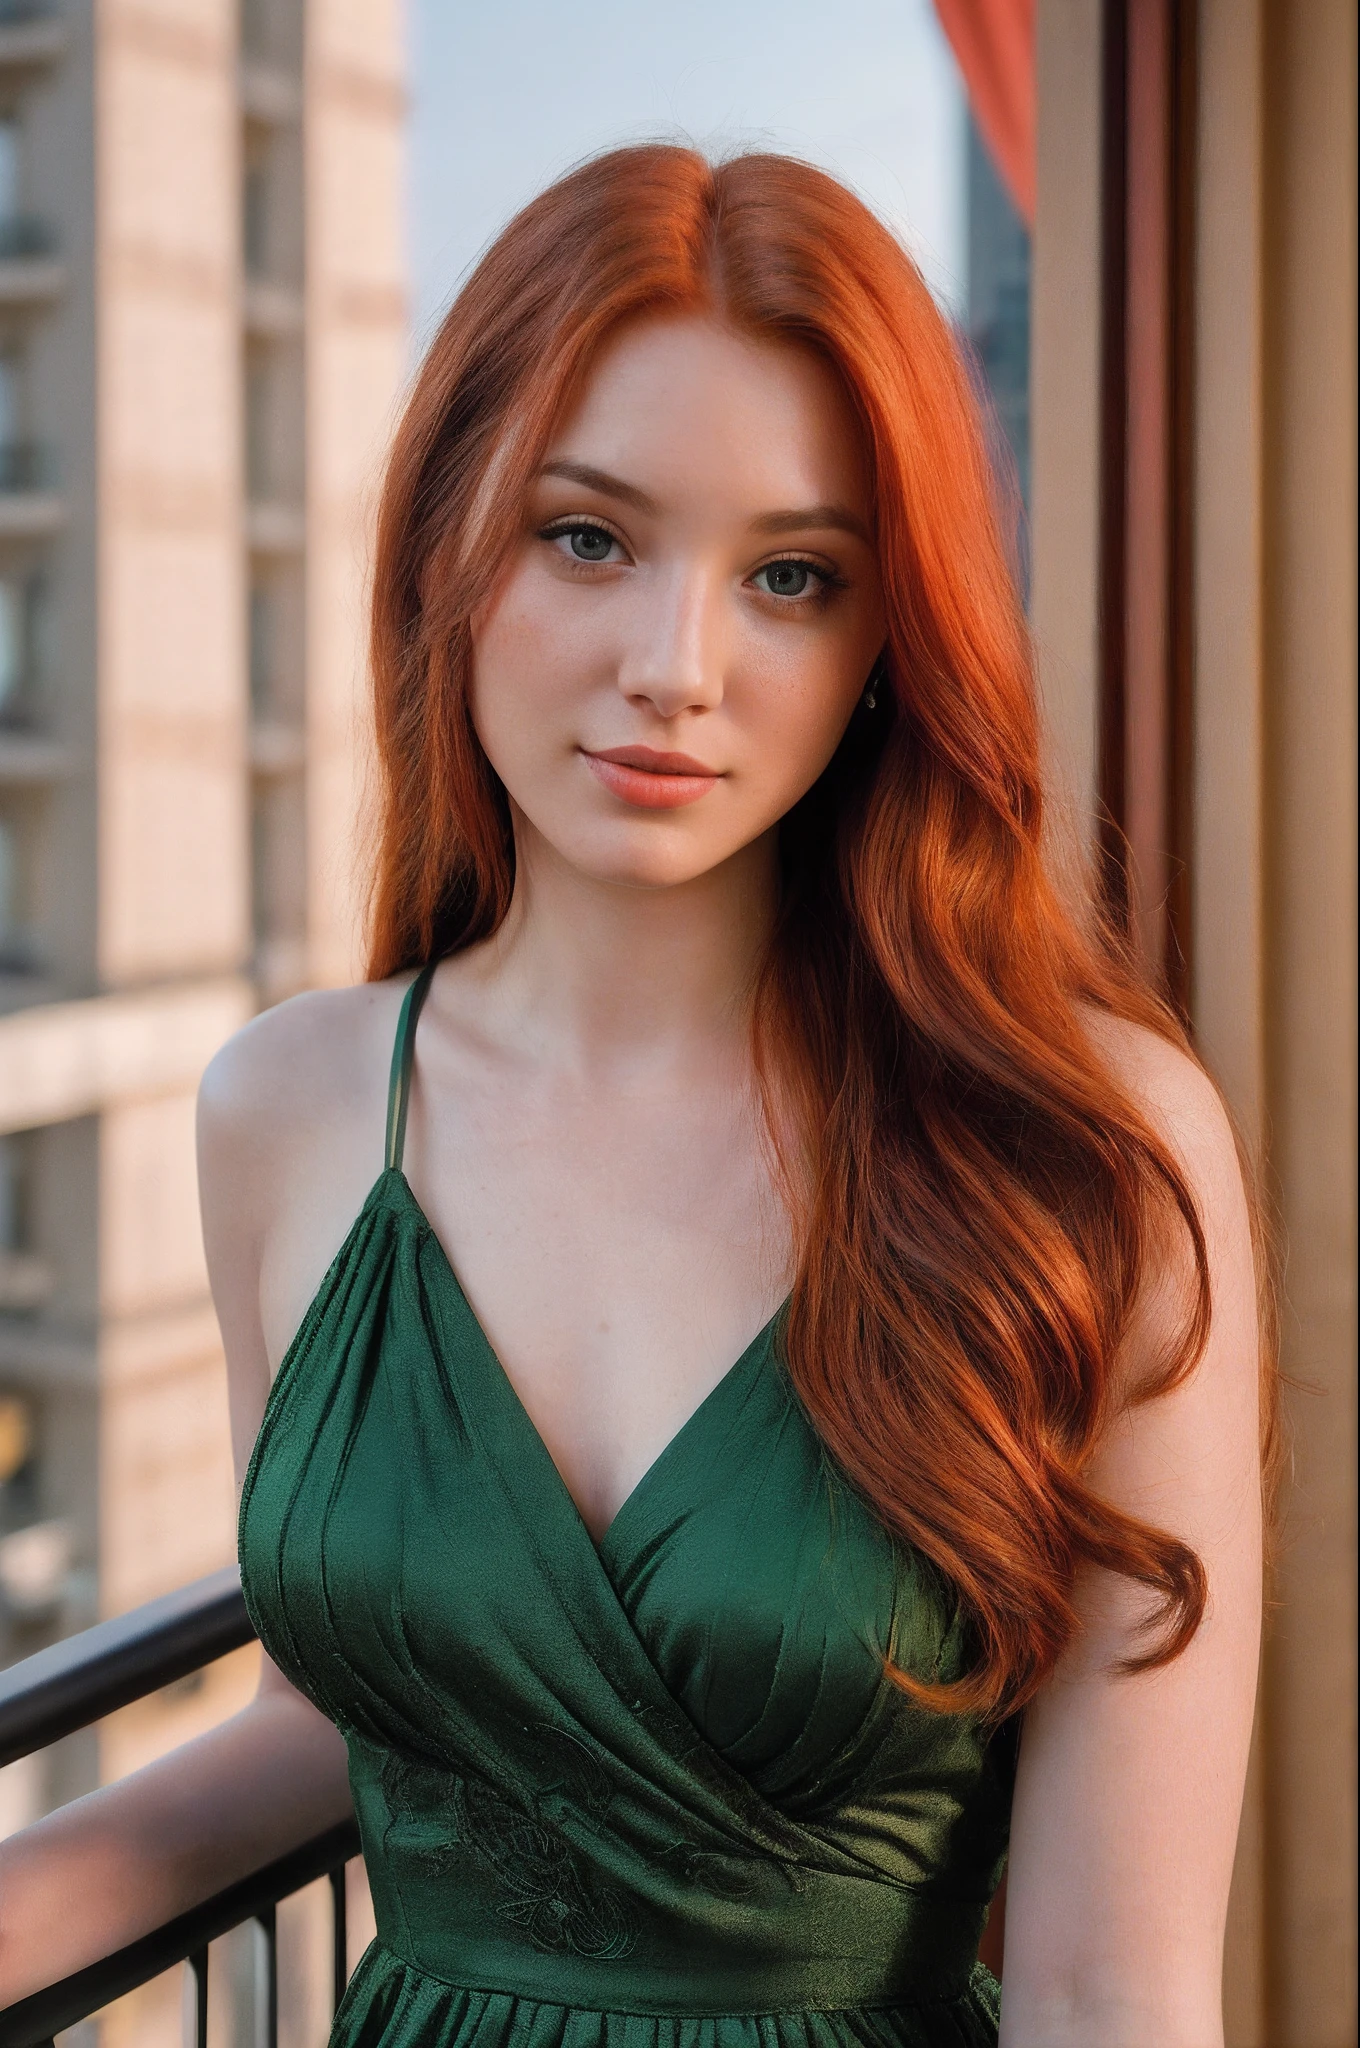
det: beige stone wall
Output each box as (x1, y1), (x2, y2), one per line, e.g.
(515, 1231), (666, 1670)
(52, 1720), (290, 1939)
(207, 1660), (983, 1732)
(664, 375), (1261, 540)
(304, 0), (406, 988)
(96, 0), (248, 990)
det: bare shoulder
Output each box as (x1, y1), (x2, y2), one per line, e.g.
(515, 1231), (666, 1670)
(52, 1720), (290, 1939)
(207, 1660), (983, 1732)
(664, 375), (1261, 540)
(1079, 1004), (1260, 1460)
(198, 977), (419, 1447)
(197, 977), (413, 1259)
(1079, 1005), (1244, 1217)
(200, 981), (403, 1152)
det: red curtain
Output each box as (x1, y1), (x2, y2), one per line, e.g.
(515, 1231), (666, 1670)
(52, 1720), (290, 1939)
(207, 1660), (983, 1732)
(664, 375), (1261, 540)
(933, 0), (1036, 227)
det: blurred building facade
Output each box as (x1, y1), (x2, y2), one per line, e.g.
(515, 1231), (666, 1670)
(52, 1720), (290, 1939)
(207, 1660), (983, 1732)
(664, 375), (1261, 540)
(0, 2), (404, 2030)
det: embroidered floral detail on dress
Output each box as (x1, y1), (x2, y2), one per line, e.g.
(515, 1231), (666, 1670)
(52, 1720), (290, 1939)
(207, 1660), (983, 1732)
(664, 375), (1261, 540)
(453, 1768), (636, 1959)
(656, 1841), (758, 1900)
(629, 1695), (812, 1891)
(378, 1751), (464, 1876)
(371, 1705), (823, 1957)
(377, 1729), (638, 1960)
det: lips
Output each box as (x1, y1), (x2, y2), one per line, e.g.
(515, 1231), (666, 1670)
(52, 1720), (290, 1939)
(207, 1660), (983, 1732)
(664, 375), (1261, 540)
(582, 744), (721, 811)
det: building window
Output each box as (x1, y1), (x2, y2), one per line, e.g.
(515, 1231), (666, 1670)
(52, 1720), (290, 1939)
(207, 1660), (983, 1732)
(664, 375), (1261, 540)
(0, 578), (23, 718)
(0, 351), (45, 493)
(0, 799), (37, 972)
(0, 1125), (47, 1299)
(0, 1131), (30, 1260)
(0, 1382), (40, 1594)
(245, 354), (272, 500)
(965, 114), (1031, 583)
(243, 156), (270, 279)
(0, 113), (18, 228)
(0, 107), (52, 264)
(0, 1391), (34, 1495)
(0, 350), (17, 459)
(0, 810), (18, 958)
(251, 774), (307, 1002)
(239, 0), (273, 62)
(0, 574), (40, 724)
(248, 582), (275, 716)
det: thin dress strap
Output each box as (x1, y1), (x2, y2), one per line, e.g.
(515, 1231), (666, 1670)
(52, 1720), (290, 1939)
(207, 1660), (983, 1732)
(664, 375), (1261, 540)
(385, 962), (439, 1173)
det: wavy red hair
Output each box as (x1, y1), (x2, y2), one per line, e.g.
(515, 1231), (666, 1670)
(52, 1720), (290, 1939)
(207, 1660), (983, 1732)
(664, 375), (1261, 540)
(366, 145), (1270, 1718)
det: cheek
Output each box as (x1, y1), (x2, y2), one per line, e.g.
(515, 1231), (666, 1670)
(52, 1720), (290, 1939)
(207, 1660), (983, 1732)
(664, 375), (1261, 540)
(470, 559), (617, 731)
(739, 652), (864, 803)
(468, 571), (570, 766)
(471, 574), (548, 698)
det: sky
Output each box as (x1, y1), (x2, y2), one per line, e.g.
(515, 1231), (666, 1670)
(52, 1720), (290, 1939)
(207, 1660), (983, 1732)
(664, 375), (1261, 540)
(407, 0), (966, 352)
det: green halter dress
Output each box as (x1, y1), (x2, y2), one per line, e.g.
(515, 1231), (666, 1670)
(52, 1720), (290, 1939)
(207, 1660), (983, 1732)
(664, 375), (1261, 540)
(238, 965), (1014, 2047)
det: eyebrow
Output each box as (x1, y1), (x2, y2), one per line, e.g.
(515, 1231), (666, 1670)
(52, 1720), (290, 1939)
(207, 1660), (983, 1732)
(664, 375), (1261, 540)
(538, 461), (659, 515)
(748, 503), (872, 544)
(538, 461), (871, 546)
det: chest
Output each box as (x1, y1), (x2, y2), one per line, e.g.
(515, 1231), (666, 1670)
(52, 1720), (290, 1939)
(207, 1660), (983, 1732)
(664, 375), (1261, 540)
(402, 1064), (792, 1539)
(241, 1176), (1015, 1939)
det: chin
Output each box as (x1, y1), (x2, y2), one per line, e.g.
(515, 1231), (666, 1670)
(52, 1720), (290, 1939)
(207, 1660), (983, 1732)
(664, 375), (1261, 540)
(583, 847), (723, 892)
(557, 820), (733, 893)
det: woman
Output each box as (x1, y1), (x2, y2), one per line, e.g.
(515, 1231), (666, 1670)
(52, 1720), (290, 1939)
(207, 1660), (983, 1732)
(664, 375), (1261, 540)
(0, 148), (1271, 2047)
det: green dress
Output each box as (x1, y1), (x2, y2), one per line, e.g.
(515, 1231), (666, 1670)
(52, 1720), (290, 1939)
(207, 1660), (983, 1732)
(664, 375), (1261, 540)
(238, 965), (1014, 2046)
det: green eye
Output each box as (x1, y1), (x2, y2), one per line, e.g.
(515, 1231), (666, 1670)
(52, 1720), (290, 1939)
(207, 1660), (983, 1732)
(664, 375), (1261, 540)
(755, 561), (815, 598)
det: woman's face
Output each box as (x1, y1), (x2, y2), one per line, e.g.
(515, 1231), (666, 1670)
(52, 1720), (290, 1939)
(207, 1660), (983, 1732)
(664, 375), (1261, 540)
(470, 311), (886, 893)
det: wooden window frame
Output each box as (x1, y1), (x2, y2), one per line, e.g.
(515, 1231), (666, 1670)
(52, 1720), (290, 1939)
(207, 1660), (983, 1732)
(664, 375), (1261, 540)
(1098, 0), (1198, 1011)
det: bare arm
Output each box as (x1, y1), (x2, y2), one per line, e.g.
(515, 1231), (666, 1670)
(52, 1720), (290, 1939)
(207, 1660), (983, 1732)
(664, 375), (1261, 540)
(999, 1031), (1264, 2047)
(0, 998), (382, 2004)
(0, 1668), (351, 2002)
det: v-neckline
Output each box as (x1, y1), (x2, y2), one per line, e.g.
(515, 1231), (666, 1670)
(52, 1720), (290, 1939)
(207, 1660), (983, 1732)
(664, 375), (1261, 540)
(384, 1167), (787, 1562)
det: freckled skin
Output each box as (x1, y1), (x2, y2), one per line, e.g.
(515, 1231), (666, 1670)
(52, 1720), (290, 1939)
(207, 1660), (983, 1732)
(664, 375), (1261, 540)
(470, 311), (886, 900)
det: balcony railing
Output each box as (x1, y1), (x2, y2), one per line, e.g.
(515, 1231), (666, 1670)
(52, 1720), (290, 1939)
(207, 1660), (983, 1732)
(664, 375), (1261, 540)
(0, 1566), (360, 2048)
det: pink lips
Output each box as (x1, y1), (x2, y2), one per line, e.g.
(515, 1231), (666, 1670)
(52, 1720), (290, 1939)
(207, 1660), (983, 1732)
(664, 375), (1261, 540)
(583, 745), (721, 810)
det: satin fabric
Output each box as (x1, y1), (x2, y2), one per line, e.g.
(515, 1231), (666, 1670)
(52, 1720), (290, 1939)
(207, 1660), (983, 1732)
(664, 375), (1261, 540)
(238, 974), (1014, 2046)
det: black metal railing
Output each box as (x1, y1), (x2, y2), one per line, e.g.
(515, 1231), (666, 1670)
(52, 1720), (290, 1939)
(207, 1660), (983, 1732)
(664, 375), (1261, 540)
(0, 1566), (360, 2048)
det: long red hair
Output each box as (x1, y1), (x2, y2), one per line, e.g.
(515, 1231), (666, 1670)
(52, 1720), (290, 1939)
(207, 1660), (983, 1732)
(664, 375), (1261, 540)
(367, 146), (1268, 1718)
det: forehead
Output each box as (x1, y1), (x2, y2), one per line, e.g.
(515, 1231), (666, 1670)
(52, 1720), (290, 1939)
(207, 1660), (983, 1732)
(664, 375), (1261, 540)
(544, 312), (871, 517)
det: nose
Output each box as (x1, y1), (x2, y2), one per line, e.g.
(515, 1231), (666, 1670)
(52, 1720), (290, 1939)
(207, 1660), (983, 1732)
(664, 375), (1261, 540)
(615, 563), (725, 719)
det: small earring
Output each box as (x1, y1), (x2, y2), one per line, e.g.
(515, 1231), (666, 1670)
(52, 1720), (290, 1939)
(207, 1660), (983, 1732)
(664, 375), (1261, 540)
(864, 659), (884, 712)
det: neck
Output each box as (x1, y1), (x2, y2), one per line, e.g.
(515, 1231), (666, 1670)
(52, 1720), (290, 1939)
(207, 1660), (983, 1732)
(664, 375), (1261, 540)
(471, 818), (779, 1073)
